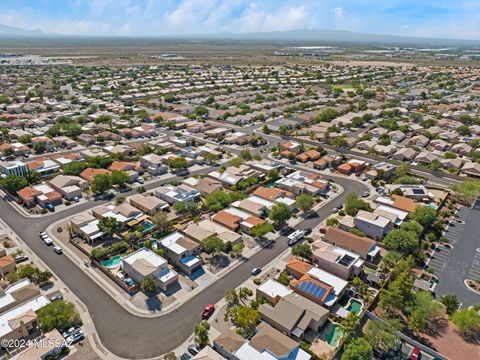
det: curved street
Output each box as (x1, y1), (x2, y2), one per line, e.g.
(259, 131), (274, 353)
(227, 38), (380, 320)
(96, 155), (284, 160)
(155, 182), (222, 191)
(0, 170), (367, 358)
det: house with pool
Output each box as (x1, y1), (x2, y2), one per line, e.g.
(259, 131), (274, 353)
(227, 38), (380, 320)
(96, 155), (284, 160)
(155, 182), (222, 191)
(158, 231), (202, 275)
(121, 248), (178, 291)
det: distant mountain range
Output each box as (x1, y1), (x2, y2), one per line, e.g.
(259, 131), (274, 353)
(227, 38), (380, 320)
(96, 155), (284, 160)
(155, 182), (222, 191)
(1, 23), (479, 47)
(0, 23), (42, 35)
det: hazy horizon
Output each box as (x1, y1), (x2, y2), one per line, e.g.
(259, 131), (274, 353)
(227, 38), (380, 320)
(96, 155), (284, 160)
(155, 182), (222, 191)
(2, 1), (480, 40)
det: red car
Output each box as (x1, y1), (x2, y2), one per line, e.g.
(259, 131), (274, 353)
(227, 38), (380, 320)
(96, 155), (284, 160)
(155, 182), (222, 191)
(201, 304), (215, 319)
(410, 347), (421, 360)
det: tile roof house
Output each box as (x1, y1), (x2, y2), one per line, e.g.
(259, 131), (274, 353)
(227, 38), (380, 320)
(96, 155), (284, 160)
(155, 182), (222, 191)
(392, 147), (417, 161)
(79, 168), (111, 182)
(461, 161), (480, 177)
(158, 232), (202, 275)
(183, 220), (242, 245)
(311, 240), (364, 280)
(212, 210), (242, 231)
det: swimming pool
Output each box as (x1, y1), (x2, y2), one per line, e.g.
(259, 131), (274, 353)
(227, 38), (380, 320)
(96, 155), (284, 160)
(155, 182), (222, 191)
(346, 299), (363, 315)
(102, 255), (122, 269)
(324, 323), (344, 347)
(141, 221), (154, 233)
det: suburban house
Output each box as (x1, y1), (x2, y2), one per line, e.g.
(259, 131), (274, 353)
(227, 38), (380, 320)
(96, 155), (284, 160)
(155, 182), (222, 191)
(48, 175), (88, 200)
(158, 232), (202, 275)
(128, 193), (169, 215)
(253, 186), (296, 208)
(79, 168), (111, 183)
(258, 292), (329, 339)
(121, 248), (178, 291)
(154, 184), (200, 204)
(375, 194), (419, 213)
(392, 148), (417, 161)
(70, 212), (107, 244)
(208, 165), (263, 188)
(214, 323), (312, 360)
(311, 240), (364, 280)
(275, 171), (328, 196)
(17, 184), (62, 208)
(140, 153), (168, 175)
(354, 210), (393, 240)
(286, 258), (348, 307)
(183, 220), (242, 245)
(322, 227), (380, 262)
(0, 255), (16, 278)
(182, 177), (223, 196)
(256, 279), (293, 305)
(93, 203), (146, 230)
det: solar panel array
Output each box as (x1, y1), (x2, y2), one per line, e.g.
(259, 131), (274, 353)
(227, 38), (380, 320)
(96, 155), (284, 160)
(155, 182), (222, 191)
(296, 281), (327, 300)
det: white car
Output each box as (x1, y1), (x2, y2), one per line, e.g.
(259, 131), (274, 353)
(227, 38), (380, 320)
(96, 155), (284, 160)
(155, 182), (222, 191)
(53, 246), (63, 254)
(39, 232), (48, 239)
(43, 237), (53, 246)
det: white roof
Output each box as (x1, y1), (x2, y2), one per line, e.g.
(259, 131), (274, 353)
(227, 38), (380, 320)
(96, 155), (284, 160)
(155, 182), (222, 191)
(156, 267), (177, 282)
(224, 207), (251, 220)
(123, 248), (167, 268)
(307, 267), (348, 297)
(5, 279), (31, 294)
(0, 294), (15, 310)
(79, 220), (103, 236)
(234, 342), (310, 360)
(101, 211), (129, 223)
(375, 205), (408, 221)
(159, 231), (186, 255)
(0, 295), (50, 337)
(257, 279), (293, 299)
(33, 183), (55, 194)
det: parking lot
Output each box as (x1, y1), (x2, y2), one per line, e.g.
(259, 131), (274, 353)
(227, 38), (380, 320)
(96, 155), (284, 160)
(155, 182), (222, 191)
(428, 203), (480, 306)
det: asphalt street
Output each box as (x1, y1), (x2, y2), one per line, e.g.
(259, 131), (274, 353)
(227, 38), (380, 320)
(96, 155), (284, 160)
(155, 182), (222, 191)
(428, 203), (480, 306)
(0, 169), (367, 358)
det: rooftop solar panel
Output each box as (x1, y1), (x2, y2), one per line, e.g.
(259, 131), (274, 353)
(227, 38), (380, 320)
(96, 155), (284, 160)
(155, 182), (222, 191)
(297, 281), (327, 300)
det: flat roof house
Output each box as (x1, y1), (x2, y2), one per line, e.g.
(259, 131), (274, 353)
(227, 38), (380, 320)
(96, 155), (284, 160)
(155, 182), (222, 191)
(183, 220), (242, 245)
(256, 279), (293, 305)
(140, 153), (168, 176)
(311, 240), (364, 280)
(154, 184), (200, 205)
(121, 248), (178, 291)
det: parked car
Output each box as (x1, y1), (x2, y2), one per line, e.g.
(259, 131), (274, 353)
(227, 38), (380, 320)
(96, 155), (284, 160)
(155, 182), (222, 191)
(66, 330), (84, 345)
(62, 326), (81, 338)
(362, 191), (370, 198)
(319, 227), (327, 234)
(251, 267), (261, 276)
(187, 345), (200, 356)
(180, 354), (192, 360)
(409, 347), (421, 360)
(303, 227), (312, 235)
(50, 294), (64, 302)
(72, 196), (80, 202)
(332, 207), (338, 213)
(44, 203), (55, 212)
(136, 177), (144, 184)
(39, 231), (48, 239)
(53, 246), (62, 254)
(336, 204), (343, 209)
(14, 255), (28, 263)
(201, 304), (215, 319)
(43, 237), (53, 246)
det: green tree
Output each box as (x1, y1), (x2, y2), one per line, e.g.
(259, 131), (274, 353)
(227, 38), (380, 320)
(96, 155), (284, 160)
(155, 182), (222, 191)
(194, 320), (210, 347)
(296, 194), (314, 213)
(379, 271), (413, 313)
(400, 221), (423, 235)
(204, 152), (219, 164)
(250, 223), (274, 238)
(384, 229), (419, 253)
(379, 251), (402, 273)
(449, 180), (480, 203)
(269, 203), (292, 228)
(63, 161), (86, 176)
(364, 318), (401, 352)
(204, 235), (226, 255)
(410, 206), (437, 229)
(194, 106), (209, 117)
(408, 291), (443, 332)
(173, 201), (198, 214)
(168, 157), (188, 170)
(33, 142), (47, 153)
(341, 312), (360, 333)
(266, 169), (279, 181)
(232, 242), (244, 257)
(140, 276), (157, 296)
(235, 306), (260, 338)
(451, 308), (480, 334)
(341, 338), (373, 360)
(98, 217), (121, 237)
(205, 190), (240, 212)
(151, 211), (170, 233)
(91, 173), (112, 194)
(277, 271), (290, 286)
(345, 192), (372, 216)
(326, 217), (339, 227)
(440, 294), (459, 315)
(110, 170), (130, 188)
(239, 148), (252, 161)
(316, 108), (339, 122)
(292, 243), (312, 261)
(395, 163), (410, 178)
(225, 288), (239, 305)
(0, 175), (28, 193)
(37, 300), (81, 332)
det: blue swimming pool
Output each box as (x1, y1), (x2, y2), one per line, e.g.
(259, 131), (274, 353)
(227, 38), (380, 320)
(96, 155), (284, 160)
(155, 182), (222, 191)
(102, 255), (122, 269)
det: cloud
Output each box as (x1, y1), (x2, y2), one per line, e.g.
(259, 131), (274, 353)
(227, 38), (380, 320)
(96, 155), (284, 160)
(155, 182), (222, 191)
(333, 7), (345, 17)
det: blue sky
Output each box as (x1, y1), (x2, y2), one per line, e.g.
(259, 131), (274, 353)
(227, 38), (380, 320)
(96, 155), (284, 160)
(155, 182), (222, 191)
(2, 0), (480, 39)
